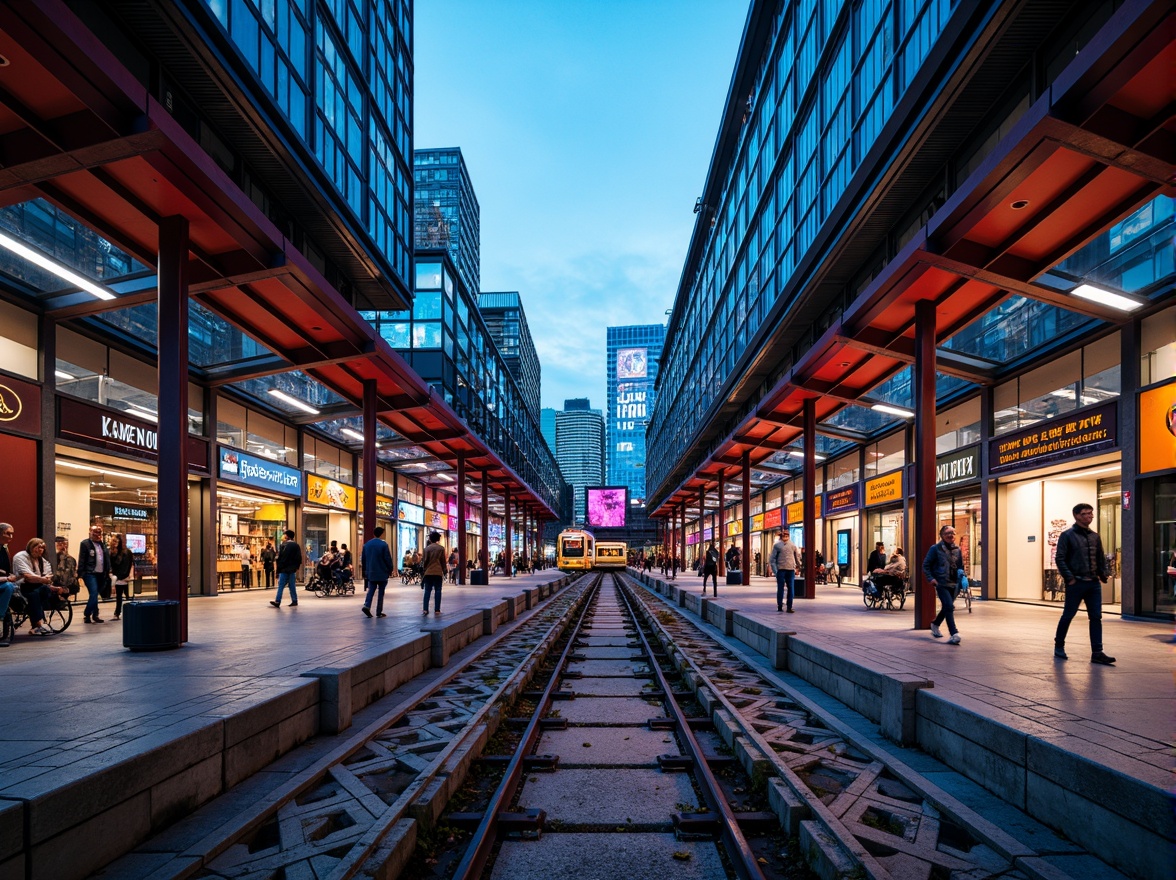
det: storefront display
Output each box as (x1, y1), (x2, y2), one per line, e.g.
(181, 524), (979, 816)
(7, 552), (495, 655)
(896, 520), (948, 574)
(217, 447), (301, 591)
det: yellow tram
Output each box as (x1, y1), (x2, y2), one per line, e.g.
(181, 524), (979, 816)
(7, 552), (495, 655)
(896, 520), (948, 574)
(556, 528), (595, 572)
(593, 541), (628, 571)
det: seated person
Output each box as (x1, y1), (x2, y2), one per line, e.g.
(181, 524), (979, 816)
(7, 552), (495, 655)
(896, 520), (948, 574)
(337, 544), (354, 584)
(13, 538), (56, 636)
(316, 547), (340, 582)
(871, 548), (908, 592)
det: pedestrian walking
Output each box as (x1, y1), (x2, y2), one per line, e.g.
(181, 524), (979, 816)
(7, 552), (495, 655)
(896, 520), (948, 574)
(109, 533), (134, 620)
(922, 524), (963, 644)
(1053, 503), (1115, 665)
(421, 531), (446, 615)
(701, 542), (719, 595)
(78, 523), (108, 624)
(271, 529), (301, 608)
(769, 530), (802, 612)
(360, 526), (394, 618)
(260, 540), (276, 588)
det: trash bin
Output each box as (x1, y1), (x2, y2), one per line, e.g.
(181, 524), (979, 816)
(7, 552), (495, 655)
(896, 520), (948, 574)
(470, 569), (488, 585)
(726, 570), (742, 585)
(122, 600), (181, 651)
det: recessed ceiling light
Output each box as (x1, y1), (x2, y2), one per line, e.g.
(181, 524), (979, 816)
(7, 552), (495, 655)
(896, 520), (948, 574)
(1010, 199), (1030, 210)
(1071, 283), (1143, 312)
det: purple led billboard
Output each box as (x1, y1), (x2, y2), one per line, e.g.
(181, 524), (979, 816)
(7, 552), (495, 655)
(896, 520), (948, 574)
(586, 486), (628, 528)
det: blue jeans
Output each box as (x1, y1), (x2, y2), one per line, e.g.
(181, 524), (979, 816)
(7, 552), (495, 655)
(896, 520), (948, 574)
(422, 575), (442, 612)
(1054, 578), (1102, 652)
(276, 571), (297, 605)
(363, 579), (388, 614)
(933, 583), (958, 635)
(0, 581), (13, 619)
(775, 569), (795, 610)
(82, 573), (103, 618)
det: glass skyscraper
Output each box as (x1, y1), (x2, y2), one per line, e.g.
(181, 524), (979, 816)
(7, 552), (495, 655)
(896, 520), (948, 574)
(555, 399), (604, 525)
(606, 324), (664, 505)
(478, 292), (541, 421)
(415, 148), (481, 301)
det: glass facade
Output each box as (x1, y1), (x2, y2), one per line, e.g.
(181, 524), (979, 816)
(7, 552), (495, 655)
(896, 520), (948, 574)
(606, 324), (665, 505)
(415, 148), (480, 301)
(479, 292), (541, 421)
(555, 400), (605, 525)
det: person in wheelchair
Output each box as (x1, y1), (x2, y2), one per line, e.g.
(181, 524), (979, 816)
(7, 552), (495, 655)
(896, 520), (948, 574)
(870, 548), (908, 594)
(14, 538), (57, 636)
(336, 543), (354, 590)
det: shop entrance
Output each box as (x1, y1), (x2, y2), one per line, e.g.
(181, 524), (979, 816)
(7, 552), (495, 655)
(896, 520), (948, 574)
(1097, 477), (1122, 607)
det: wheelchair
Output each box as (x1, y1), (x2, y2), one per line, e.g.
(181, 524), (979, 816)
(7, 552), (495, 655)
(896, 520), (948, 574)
(861, 574), (907, 610)
(309, 566), (356, 598)
(401, 565), (421, 586)
(3, 588), (73, 637)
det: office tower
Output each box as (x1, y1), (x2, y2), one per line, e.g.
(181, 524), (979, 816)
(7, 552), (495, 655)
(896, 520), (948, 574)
(479, 292), (541, 420)
(606, 324), (665, 504)
(414, 147), (480, 302)
(555, 400), (605, 525)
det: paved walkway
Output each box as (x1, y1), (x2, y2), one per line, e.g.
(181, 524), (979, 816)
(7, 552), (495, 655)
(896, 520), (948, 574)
(652, 570), (1174, 787)
(0, 570), (565, 772)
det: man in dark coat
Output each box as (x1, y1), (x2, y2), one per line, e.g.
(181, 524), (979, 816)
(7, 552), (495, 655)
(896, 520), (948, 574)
(360, 526), (395, 618)
(271, 529), (302, 609)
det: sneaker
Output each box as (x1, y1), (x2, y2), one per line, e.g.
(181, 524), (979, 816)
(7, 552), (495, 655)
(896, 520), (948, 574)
(83, 615), (92, 624)
(1054, 646), (1068, 659)
(930, 623), (943, 638)
(269, 601), (281, 609)
(947, 633), (961, 645)
(422, 609), (429, 615)
(113, 614), (120, 621)
(289, 601), (298, 606)
(91, 617), (104, 624)
(786, 608), (794, 613)
(434, 610), (441, 615)
(777, 605), (783, 612)
(361, 607), (373, 618)
(1091, 652), (1116, 665)
(376, 612), (386, 618)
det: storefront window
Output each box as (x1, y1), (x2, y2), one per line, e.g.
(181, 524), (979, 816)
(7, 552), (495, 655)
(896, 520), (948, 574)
(826, 452), (859, 490)
(866, 430), (905, 476)
(937, 493), (981, 584)
(1139, 306), (1175, 386)
(216, 490), (291, 591)
(1151, 480), (1176, 616)
(936, 399), (981, 454)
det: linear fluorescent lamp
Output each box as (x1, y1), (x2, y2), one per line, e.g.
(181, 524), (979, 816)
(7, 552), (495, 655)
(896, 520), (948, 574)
(1071, 283), (1143, 312)
(267, 388), (320, 415)
(341, 428), (365, 442)
(871, 403), (916, 419)
(788, 450), (826, 461)
(0, 231), (116, 300)
(55, 370), (76, 381)
(126, 406), (158, 423)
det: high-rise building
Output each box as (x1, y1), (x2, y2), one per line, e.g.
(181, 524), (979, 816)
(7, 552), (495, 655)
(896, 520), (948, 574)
(606, 324), (665, 504)
(555, 400), (605, 525)
(479, 292), (541, 420)
(541, 407), (558, 453)
(415, 148), (480, 300)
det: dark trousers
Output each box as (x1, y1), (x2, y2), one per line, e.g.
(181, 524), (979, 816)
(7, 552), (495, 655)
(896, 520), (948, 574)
(775, 569), (795, 610)
(932, 583), (958, 635)
(363, 579), (388, 615)
(241, 565), (252, 588)
(423, 575), (443, 612)
(1054, 578), (1103, 652)
(114, 581), (130, 617)
(21, 584), (49, 627)
(263, 565), (274, 588)
(702, 570), (717, 593)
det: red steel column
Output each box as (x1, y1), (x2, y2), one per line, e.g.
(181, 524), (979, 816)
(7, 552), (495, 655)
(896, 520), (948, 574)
(802, 398), (817, 599)
(914, 301), (938, 628)
(481, 477), (490, 571)
(457, 454), (466, 584)
(742, 450), (751, 586)
(362, 380), (377, 543)
(679, 501), (686, 569)
(504, 487), (513, 577)
(157, 216), (189, 641)
(717, 470), (726, 577)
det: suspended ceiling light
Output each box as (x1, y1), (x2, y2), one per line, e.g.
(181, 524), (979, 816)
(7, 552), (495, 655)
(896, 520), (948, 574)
(267, 388), (320, 415)
(55, 369), (76, 381)
(787, 450), (826, 461)
(341, 428), (365, 442)
(126, 405), (158, 423)
(55, 460), (157, 482)
(871, 403), (916, 419)
(0, 230), (117, 300)
(1071, 283), (1143, 312)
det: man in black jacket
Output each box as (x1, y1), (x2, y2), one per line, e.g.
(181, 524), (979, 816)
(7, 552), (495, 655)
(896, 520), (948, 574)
(271, 530), (302, 609)
(77, 523), (108, 624)
(1053, 503), (1114, 665)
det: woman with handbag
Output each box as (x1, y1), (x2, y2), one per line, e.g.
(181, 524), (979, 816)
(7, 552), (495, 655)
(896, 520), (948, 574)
(109, 533), (135, 621)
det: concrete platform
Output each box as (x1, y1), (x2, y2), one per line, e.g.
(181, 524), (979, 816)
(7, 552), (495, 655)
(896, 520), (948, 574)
(491, 832), (725, 880)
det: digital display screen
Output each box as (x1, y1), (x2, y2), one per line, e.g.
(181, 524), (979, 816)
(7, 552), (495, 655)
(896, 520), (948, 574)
(126, 534), (147, 554)
(616, 348), (648, 379)
(586, 487), (627, 528)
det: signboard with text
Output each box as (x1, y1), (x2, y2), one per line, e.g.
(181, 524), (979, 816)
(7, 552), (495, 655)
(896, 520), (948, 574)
(305, 473), (357, 510)
(397, 501), (424, 524)
(60, 397), (208, 471)
(785, 501), (804, 524)
(219, 447), (301, 496)
(1139, 380), (1176, 475)
(0, 373), (41, 435)
(823, 484), (860, 517)
(936, 445), (980, 488)
(865, 471), (902, 506)
(763, 507), (782, 531)
(989, 402), (1117, 474)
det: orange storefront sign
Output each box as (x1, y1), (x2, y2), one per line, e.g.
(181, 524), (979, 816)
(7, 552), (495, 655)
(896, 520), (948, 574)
(785, 501), (803, 524)
(1139, 381), (1176, 475)
(865, 471), (903, 505)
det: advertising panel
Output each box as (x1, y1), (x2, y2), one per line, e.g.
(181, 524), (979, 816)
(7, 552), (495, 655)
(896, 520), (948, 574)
(865, 471), (903, 506)
(936, 445), (980, 488)
(785, 501), (804, 524)
(823, 484), (860, 517)
(751, 512), (764, 532)
(989, 402), (1117, 474)
(763, 507), (782, 531)
(0, 373), (40, 435)
(586, 486), (627, 528)
(305, 473), (357, 510)
(1139, 380), (1176, 475)
(616, 348), (648, 379)
(219, 447), (301, 496)
(397, 501), (424, 524)
(62, 397), (208, 470)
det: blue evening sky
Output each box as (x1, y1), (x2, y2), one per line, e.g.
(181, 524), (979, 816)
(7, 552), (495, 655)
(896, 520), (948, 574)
(414, 1), (749, 413)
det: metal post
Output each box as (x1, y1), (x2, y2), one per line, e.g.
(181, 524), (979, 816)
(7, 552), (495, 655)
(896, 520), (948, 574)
(680, 501), (686, 570)
(457, 454), (466, 585)
(504, 486), (512, 577)
(698, 485), (705, 566)
(157, 216), (189, 642)
(914, 300), (938, 629)
(803, 398), (816, 599)
(717, 470), (726, 577)
(38, 312), (56, 543)
(481, 477), (490, 571)
(742, 450), (751, 586)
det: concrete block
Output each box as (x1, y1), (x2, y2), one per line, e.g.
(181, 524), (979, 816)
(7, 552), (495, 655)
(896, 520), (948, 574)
(148, 752), (223, 832)
(0, 801), (21, 868)
(734, 737), (772, 785)
(31, 789), (152, 880)
(407, 775), (449, 829)
(223, 683), (318, 748)
(482, 606), (497, 635)
(276, 704), (317, 755)
(523, 587), (537, 609)
(362, 818), (418, 880)
(696, 687), (719, 716)
(879, 672), (933, 747)
(768, 777), (809, 835)
(0, 854), (22, 880)
(302, 666), (352, 734)
(713, 709), (740, 750)
(223, 725), (280, 790)
(501, 595), (520, 620)
(799, 819), (858, 880)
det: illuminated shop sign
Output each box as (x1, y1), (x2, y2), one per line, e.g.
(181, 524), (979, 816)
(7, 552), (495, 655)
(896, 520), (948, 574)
(865, 471), (903, 505)
(751, 513), (764, 532)
(823, 484), (860, 517)
(59, 397), (208, 471)
(305, 473), (356, 510)
(936, 446), (980, 488)
(785, 501), (804, 524)
(0, 374), (40, 434)
(113, 504), (150, 520)
(397, 502), (424, 524)
(989, 403), (1117, 474)
(763, 508), (782, 531)
(1139, 380), (1176, 475)
(219, 447), (301, 496)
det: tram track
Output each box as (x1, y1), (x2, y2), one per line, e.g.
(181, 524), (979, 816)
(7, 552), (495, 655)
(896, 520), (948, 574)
(109, 575), (595, 880)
